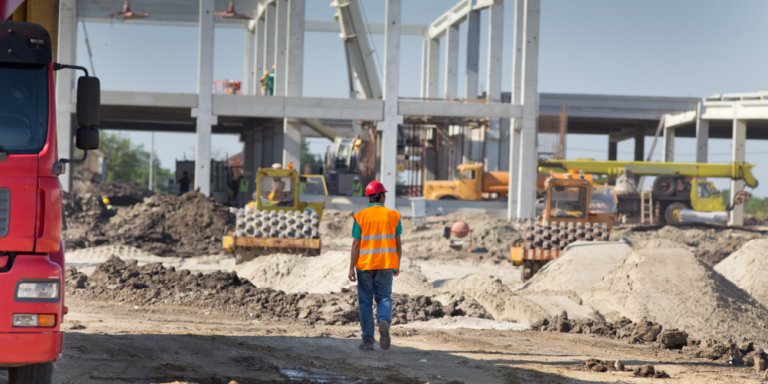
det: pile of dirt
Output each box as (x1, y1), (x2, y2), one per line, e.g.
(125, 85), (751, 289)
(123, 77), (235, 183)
(66, 256), (460, 325)
(580, 248), (768, 345)
(65, 192), (235, 257)
(715, 239), (768, 307)
(72, 167), (150, 206)
(234, 251), (434, 296)
(320, 210), (520, 259)
(520, 241), (632, 297)
(613, 225), (762, 265)
(535, 312), (767, 365)
(62, 191), (114, 249)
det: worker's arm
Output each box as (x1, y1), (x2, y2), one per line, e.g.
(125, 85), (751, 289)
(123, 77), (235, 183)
(348, 238), (361, 282)
(394, 235), (402, 277)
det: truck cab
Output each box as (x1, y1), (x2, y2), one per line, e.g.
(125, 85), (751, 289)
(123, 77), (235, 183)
(1, 20), (100, 382)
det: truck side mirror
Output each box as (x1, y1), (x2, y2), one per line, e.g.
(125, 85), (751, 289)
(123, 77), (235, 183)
(77, 76), (101, 128)
(75, 127), (99, 150)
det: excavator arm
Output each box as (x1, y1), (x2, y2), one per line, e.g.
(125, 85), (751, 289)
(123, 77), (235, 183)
(538, 160), (758, 188)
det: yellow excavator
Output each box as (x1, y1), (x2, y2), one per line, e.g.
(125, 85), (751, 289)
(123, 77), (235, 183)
(538, 160), (757, 224)
(222, 165), (328, 264)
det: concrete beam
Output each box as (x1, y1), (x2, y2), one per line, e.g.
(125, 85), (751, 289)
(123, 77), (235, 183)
(379, 0), (402, 210)
(539, 93), (699, 120)
(662, 126), (675, 162)
(695, 102), (709, 163)
(425, 35), (440, 98)
(333, 0), (382, 99)
(507, 0), (524, 220)
(464, 10), (480, 99)
(634, 134), (644, 161)
(212, 95), (384, 120)
(515, 0), (539, 221)
(444, 24), (459, 99)
(303, 20), (425, 35)
(428, 0), (471, 40)
(398, 101), (522, 119)
(254, 17), (265, 95)
(99, 91), (198, 108)
(485, 3), (504, 172)
(700, 100), (768, 120)
(283, 0), (305, 171)
(663, 110), (696, 128)
(56, 0), (77, 192)
(273, 0), (288, 97)
(193, 0), (217, 196)
(263, 2), (276, 78)
(730, 119), (747, 226)
(244, 29), (255, 95)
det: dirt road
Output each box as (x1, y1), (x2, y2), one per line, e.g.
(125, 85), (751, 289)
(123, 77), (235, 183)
(1, 300), (760, 384)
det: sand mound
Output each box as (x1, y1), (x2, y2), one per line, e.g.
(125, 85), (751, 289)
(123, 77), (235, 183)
(614, 225), (761, 266)
(715, 239), (768, 308)
(397, 316), (529, 331)
(235, 251), (434, 296)
(581, 248), (768, 344)
(520, 241), (632, 296)
(434, 274), (598, 325)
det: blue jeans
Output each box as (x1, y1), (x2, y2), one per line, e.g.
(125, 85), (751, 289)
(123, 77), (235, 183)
(356, 269), (393, 342)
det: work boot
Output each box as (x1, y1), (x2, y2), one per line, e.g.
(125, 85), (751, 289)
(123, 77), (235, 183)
(358, 340), (374, 351)
(378, 320), (391, 350)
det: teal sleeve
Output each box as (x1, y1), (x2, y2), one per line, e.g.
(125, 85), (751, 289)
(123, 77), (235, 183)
(395, 220), (402, 236)
(352, 219), (362, 239)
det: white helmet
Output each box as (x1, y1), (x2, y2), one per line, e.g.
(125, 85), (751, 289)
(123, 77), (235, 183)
(354, 176), (359, 180)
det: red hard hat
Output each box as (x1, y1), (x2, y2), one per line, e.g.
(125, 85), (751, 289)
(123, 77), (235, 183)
(365, 181), (387, 196)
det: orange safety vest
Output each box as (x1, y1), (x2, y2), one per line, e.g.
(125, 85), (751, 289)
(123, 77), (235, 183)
(353, 205), (400, 270)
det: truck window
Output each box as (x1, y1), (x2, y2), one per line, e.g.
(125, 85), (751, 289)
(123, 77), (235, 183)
(300, 176), (326, 203)
(697, 183), (711, 198)
(550, 186), (586, 218)
(260, 176), (295, 206)
(462, 170), (476, 180)
(0, 63), (48, 154)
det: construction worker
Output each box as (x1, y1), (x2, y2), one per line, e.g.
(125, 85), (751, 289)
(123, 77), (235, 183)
(178, 171), (190, 195)
(351, 176), (363, 196)
(260, 65), (275, 96)
(237, 174), (249, 208)
(352, 134), (363, 170)
(348, 181), (402, 351)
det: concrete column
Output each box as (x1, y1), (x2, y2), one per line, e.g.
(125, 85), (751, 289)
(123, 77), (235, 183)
(242, 130), (255, 188)
(262, 124), (274, 167)
(55, 0), (77, 192)
(426, 36), (439, 98)
(464, 10), (480, 99)
(253, 17), (265, 95)
(696, 102), (709, 163)
(378, 0), (401, 210)
(507, 0), (524, 220)
(608, 141), (617, 161)
(462, 126), (472, 165)
(192, 0), (217, 196)
(250, 126), (263, 196)
(663, 126), (674, 162)
(634, 134), (644, 161)
(282, 0), (304, 170)
(730, 119), (746, 226)
(420, 33), (429, 98)
(272, 123), (284, 165)
(485, 3), (504, 172)
(273, 0), (289, 97)
(243, 29), (255, 95)
(515, 0), (539, 221)
(263, 3), (276, 77)
(444, 24), (459, 99)
(499, 118), (511, 172)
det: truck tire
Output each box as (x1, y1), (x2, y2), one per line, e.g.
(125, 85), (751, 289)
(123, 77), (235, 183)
(654, 175), (677, 197)
(9, 362), (53, 384)
(664, 202), (688, 224)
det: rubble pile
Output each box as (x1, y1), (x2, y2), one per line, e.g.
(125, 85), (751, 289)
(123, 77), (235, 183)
(65, 191), (234, 257)
(535, 311), (768, 366)
(66, 256), (460, 325)
(72, 167), (150, 206)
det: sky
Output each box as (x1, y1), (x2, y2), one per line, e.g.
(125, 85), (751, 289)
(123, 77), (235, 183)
(74, 0), (768, 195)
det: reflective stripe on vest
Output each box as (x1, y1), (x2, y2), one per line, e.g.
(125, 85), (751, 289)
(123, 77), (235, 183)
(353, 206), (400, 270)
(239, 178), (249, 193)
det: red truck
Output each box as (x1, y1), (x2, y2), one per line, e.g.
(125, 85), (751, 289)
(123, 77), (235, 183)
(1, 19), (100, 383)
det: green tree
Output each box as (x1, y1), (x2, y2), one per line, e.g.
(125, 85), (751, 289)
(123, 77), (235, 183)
(98, 132), (174, 191)
(301, 137), (324, 174)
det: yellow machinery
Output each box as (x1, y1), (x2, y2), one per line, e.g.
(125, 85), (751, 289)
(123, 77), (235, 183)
(423, 163), (513, 200)
(511, 172), (617, 281)
(538, 159), (757, 223)
(222, 166), (328, 264)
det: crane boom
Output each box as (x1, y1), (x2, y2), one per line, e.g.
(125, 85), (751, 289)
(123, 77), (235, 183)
(538, 160), (758, 188)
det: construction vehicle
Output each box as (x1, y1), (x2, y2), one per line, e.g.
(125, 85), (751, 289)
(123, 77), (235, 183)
(0, 12), (102, 383)
(169, 159), (235, 204)
(538, 159), (757, 224)
(423, 163), (554, 201)
(511, 172), (617, 281)
(222, 165), (328, 263)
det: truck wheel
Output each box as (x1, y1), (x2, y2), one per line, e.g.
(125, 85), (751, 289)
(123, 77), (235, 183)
(654, 175), (677, 197)
(664, 202), (688, 224)
(9, 362), (53, 384)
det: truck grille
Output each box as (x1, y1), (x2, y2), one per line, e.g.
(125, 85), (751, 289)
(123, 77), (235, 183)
(0, 188), (8, 238)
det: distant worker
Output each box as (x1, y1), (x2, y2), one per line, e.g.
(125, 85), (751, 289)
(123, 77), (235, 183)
(237, 174), (249, 208)
(268, 178), (286, 202)
(260, 65), (275, 96)
(352, 134), (363, 171)
(179, 171), (190, 195)
(259, 70), (269, 95)
(348, 181), (401, 351)
(351, 176), (363, 197)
